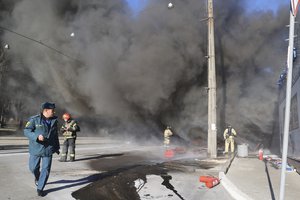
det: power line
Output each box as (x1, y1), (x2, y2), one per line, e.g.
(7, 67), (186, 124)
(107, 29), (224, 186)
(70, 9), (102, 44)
(0, 26), (84, 65)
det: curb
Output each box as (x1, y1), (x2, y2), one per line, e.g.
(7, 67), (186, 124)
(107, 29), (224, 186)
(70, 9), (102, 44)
(219, 155), (253, 200)
(219, 172), (253, 200)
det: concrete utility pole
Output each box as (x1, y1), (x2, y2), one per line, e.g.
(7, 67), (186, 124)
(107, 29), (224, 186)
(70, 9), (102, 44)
(207, 0), (217, 158)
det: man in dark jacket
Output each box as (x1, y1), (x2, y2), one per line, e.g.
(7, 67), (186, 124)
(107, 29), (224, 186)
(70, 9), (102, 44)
(24, 102), (60, 197)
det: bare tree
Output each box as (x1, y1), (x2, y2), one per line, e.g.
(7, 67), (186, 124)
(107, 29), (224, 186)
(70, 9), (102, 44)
(0, 48), (9, 128)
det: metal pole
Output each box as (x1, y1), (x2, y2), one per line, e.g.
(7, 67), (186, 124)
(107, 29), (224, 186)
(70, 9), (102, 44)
(279, 12), (295, 200)
(207, 0), (217, 158)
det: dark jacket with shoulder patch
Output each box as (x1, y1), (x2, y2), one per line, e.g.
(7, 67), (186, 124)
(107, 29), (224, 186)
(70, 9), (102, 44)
(24, 114), (60, 156)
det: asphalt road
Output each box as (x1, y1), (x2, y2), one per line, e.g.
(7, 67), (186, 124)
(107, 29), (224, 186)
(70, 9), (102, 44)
(0, 136), (233, 200)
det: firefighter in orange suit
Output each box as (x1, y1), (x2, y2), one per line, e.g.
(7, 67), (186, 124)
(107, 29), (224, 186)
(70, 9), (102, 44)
(59, 113), (80, 162)
(223, 125), (237, 154)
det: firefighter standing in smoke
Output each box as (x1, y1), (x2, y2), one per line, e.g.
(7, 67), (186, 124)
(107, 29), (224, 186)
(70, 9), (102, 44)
(24, 102), (60, 197)
(59, 113), (80, 162)
(164, 126), (173, 147)
(223, 125), (237, 154)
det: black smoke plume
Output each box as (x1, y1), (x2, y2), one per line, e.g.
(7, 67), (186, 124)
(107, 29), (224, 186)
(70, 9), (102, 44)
(0, 0), (289, 147)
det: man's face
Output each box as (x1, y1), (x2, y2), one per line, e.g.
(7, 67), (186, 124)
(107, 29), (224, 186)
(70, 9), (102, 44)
(63, 117), (69, 122)
(43, 109), (55, 118)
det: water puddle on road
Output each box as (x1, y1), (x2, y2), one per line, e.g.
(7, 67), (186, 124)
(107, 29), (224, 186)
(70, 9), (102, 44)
(71, 152), (223, 200)
(134, 174), (186, 200)
(72, 165), (188, 200)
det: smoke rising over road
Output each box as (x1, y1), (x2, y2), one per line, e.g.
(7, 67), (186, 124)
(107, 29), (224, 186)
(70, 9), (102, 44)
(0, 0), (289, 146)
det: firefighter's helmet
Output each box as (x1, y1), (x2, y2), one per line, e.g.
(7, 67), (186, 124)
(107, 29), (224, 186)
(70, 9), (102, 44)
(62, 113), (71, 120)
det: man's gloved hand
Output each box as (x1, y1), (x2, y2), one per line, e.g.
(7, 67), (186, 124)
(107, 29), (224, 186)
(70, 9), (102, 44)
(56, 150), (60, 155)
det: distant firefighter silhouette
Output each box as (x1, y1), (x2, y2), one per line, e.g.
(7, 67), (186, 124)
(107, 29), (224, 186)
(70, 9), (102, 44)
(163, 126), (173, 147)
(223, 125), (237, 154)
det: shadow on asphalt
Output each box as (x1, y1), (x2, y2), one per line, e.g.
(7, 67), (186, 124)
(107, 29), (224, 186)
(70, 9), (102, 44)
(0, 150), (28, 154)
(71, 165), (167, 200)
(0, 145), (28, 150)
(75, 153), (124, 162)
(45, 165), (141, 196)
(45, 173), (101, 195)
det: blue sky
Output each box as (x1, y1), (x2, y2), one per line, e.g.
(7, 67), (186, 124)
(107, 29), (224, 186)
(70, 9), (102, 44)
(125, 0), (289, 13)
(245, 0), (288, 12)
(125, 0), (147, 13)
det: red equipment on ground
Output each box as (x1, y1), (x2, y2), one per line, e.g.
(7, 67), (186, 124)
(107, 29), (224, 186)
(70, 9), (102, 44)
(258, 149), (263, 160)
(199, 176), (220, 188)
(164, 149), (175, 158)
(174, 147), (186, 154)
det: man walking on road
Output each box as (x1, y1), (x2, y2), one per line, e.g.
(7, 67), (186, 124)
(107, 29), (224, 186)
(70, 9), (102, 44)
(223, 125), (237, 154)
(24, 102), (60, 197)
(59, 113), (80, 162)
